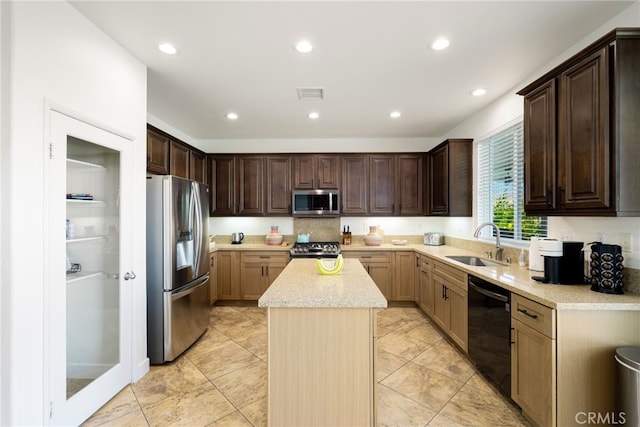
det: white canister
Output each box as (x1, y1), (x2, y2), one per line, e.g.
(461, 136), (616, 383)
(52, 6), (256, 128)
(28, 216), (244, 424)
(528, 237), (544, 272)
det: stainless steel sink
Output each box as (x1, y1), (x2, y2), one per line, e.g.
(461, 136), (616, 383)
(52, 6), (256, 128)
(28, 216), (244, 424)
(445, 255), (504, 267)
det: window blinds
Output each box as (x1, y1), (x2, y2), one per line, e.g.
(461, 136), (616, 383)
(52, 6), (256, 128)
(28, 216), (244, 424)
(477, 119), (547, 242)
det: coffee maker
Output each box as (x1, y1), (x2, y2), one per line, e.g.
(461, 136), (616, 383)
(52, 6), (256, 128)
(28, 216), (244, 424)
(532, 240), (585, 284)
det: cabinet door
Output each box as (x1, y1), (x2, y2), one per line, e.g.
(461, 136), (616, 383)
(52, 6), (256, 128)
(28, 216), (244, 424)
(217, 251), (240, 299)
(317, 155), (340, 189)
(524, 80), (557, 212)
(398, 154), (424, 215)
(146, 129), (170, 174)
(419, 258), (434, 315)
(266, 261), (288, 286)
(240, 263), (267, 300)
(393, 251), (415, 301)
(237, 156), (264, 215)
(208, 156), (236, 216)
(511, 318), (555, 427)
(432, 280), (449, 331)
(170, 141), (190, 179)
(265, 156), (291, 215)
(447, 284), (468, 352)
(366, 263), (393, 300)
(292, 155), (315, 189)
(369, 155), (396, 215)
(190, 150), (207, 184)
(209, 253), (218, 304)
(342, 155), (368, 215)
(429, 145), (449, 215)
(558, 46), (611, 211)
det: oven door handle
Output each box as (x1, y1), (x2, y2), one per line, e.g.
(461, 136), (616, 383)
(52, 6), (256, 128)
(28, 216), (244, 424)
(468, 280), (508, 303)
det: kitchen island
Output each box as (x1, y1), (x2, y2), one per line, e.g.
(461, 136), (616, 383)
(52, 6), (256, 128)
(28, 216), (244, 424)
(258, 258), (387, 427)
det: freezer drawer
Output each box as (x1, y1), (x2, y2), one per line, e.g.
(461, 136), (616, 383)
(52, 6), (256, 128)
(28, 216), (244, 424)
(155, 274), (210, 364)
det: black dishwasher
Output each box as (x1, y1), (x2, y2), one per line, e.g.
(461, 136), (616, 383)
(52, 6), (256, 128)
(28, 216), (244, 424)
(468, 275), (511, 397)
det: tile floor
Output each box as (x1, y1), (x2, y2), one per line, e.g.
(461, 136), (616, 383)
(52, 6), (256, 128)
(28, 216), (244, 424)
(84, 306), (530, 426)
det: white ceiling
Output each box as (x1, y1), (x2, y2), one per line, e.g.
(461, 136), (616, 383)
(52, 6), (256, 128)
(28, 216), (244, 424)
(71, 1), (635, 141)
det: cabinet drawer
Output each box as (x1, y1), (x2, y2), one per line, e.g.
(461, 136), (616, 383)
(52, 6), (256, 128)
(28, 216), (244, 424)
(241, 251), (289, 263)
(419, 255), (432, 272)
(342, 251), (392, 263)
(433, 260), (467, 289)
(511, 294), (555, 339)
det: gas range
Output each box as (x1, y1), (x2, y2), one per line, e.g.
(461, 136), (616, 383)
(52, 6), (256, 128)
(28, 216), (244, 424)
(289, 242), (341, 258)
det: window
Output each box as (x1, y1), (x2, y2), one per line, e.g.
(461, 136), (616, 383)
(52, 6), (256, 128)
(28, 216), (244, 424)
(477, 118), (547, 243)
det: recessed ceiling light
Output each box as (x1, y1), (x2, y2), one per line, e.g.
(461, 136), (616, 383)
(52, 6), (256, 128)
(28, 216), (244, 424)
(225, 112), (238, 120)
(158, 43), (177, 55)
(430, 38), (450, 51)
(308, 112), (319, 120)
(294, 40), (313, 53)
(389, 111), (402, 119)
(470, 88), (487, 97)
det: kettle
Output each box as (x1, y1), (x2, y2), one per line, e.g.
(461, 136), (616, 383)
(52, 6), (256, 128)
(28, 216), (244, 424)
(296, 233), (311, 243)
(231, 232), (244, 244)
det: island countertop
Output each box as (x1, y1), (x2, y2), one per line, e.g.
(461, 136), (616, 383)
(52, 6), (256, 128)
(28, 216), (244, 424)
(258, 258), (388, 308)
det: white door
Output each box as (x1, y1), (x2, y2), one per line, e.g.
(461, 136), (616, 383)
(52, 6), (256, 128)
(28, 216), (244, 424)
(46, 111), (134, 425)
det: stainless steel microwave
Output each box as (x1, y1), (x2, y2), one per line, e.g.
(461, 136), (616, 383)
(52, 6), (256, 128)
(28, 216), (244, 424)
(292, 190), (340, 216)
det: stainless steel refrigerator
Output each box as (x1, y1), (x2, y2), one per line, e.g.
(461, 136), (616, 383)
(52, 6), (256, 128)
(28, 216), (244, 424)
(146, 175), (210, 364)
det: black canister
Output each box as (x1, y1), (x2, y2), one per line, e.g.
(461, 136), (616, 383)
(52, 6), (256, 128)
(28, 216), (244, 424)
(590, 243), (624, 294)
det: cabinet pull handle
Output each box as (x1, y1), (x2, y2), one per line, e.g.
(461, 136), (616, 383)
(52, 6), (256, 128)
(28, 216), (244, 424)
(510, 327), (515, 345)
(546, 189), (552, 208)
(517, 308), (538, 319)
(266, 266), (269, 276)
(260, 256), (269, 259)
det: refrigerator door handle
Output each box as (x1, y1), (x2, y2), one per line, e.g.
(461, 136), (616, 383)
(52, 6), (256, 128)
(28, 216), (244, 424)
(171, 274), (209, 301)
(192, 182), (203, 276)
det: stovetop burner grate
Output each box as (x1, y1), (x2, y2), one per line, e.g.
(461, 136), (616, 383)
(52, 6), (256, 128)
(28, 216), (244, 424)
(290, 242), (341, 258)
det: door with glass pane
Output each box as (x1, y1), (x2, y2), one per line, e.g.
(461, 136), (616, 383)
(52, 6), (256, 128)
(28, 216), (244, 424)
(47, 111), (133, 425)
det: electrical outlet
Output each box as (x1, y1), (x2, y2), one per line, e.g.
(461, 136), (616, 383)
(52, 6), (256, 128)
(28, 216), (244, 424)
(620, 233), (632, 252)
(596, 232), (606, 242)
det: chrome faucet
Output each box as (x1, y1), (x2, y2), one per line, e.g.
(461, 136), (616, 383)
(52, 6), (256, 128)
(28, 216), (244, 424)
(474, 222), (503, 261)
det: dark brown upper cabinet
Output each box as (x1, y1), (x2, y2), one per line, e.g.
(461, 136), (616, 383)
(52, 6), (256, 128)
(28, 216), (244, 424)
(208, 155), (264, 216)
(146, 128), (170, 175)
(170, 141), (190, 179)
(369, 155), (396, 215)
(397, 154), (425, 215)
(428, 139), (473, 217)
(236, 156), (264, 216)
(519, 28), (640, 216)
(190, 150), (207, 184)
(265, 155), (291, 215)
(292, 154), (340, 189)
(147, 125), (207, 184)
(208, 155), (235, 216)
(341, 155), (369, 215)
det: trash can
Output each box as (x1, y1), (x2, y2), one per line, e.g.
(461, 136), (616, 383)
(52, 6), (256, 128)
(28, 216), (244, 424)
(615, 346), (640, 427)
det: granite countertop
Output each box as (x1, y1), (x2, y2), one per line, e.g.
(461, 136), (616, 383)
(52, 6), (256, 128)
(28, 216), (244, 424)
(397, 243), (640, 311)
(212, 240), (640, 311)
(258, 258), (388, 308)
(210, 242), (291, 252)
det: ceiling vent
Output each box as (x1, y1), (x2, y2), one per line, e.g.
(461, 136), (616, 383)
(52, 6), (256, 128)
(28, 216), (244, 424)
(297, 87), (324, 100)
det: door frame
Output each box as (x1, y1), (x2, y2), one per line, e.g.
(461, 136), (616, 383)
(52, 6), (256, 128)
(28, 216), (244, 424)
(42, 102), (139, 425)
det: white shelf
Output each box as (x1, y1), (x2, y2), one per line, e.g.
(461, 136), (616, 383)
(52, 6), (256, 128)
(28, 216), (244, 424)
(66, 236), (105, 244)
(66, 199), (105, 206)
(66, 271), (106, 284)
(66, 158), (106, 171)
